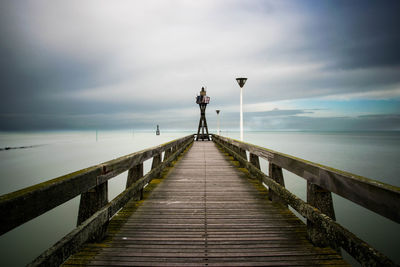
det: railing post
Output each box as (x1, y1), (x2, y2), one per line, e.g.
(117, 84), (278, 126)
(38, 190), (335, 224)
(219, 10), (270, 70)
(231, 143), (247, 166)
(171, 144), (177, 154)
(77, 167), (109, 241)
(151, 153), (162, 177)
(239, 148), (247, 162)
(126, 163), (144, 200)
(163, 147), (173, 166)
(307, 182), (339, 251)
(249, 153), (261, 179)
(249, 153), (260, 169)
(233, 144), (240, 154)
(268, 163), (287, 206)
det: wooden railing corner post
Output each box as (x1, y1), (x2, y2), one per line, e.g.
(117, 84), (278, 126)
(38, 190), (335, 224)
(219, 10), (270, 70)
(77, 167), (109, 241)
(151, 153), (162, 178)
(249, 153), (260, 169)
(239, 148), (247, 162)
(306, 181), (339, 252)
(126, 163), (144, 200)
(268, 163), (287, 207)
(249, 153), (260, 179)
(171, 144), (177, 154)
(230, 143), (247, 166)
(163, 148), (173, 166)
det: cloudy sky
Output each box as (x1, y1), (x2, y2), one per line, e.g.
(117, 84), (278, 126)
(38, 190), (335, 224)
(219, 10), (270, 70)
(1, 0), (399, 131)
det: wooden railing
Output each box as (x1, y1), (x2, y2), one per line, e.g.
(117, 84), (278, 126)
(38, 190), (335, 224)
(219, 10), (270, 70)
(212, 134), (399, 267)
(0, 134), (194, 267)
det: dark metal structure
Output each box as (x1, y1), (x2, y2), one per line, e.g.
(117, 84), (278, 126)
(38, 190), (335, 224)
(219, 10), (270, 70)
(156, 125), (160, 135)
(196, 87), (210, 141)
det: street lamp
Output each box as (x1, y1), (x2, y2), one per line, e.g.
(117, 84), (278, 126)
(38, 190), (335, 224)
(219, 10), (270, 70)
(236, 77), (247, 141)
(216, 110), (220, 135)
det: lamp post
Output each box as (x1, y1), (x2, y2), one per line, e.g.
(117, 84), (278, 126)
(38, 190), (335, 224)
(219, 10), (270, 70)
(236, 77), (247, 141)
(216, 110), (220, 135)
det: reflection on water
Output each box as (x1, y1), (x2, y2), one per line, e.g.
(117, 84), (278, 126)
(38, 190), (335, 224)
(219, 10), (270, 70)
(0, 130), (399, 266)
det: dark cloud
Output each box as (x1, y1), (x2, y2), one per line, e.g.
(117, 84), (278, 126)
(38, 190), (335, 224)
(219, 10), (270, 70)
(0, 1), (399, 131)
(299, 0), (400, 69)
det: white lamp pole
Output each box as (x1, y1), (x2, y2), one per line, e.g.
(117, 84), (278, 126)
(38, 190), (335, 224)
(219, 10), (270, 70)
(236, 77), (247, 141)
(216, 110), (220, 135)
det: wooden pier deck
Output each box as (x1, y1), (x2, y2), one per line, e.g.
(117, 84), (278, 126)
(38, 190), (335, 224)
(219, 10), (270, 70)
(63, 141), (348, 266)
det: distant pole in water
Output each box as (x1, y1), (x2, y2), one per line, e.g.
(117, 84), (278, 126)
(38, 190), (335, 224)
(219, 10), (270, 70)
(216, 110), (220, 135)
(96, 130), (98, 142)
(236, 77), (247, 141)
(156, 125), (160, 135)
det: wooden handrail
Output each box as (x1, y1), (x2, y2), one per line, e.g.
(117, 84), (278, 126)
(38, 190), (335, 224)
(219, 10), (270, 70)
(212, 134), (398, 266)
(0, 134), (194, 236)
(212, 134), (400, 223)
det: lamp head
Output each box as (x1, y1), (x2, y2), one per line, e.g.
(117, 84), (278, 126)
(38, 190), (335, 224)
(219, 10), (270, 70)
(236, 77), (247, 88)
(200, 86), (207, 96)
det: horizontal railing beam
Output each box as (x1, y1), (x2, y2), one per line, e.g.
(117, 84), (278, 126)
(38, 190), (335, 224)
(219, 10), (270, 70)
(0, 135), (194, 236)
(212, 134), (400, 223)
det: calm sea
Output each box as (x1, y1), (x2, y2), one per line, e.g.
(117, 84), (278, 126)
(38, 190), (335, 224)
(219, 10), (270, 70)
(0, 130), (399, 266)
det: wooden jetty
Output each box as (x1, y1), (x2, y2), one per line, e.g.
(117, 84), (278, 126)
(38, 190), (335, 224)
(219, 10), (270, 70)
(0, 134), (399, 266)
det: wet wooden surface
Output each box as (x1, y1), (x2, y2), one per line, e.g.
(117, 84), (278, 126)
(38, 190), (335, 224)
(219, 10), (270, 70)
(63, 141), (348, 266)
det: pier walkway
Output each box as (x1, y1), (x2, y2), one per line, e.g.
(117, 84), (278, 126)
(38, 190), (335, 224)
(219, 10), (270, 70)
(63, 142), (347, 266)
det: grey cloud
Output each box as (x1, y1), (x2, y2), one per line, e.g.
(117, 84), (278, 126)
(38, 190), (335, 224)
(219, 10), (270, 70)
(298, 0), (400, 69)
(248, 109), (314, 117)
(0, 110), (199, 131)
(244, 114), (400, 131)
(1, 1), (399, 131)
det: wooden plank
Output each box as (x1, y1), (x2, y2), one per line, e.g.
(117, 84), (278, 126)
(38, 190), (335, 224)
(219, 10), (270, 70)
(213, 135), (400, 223)
(63, 141), (349, 267)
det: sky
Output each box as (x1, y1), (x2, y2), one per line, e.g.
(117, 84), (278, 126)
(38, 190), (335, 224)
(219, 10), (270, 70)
(1, 0), (399, 131)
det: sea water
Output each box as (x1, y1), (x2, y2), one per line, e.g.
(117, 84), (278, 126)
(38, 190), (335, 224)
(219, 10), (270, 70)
(0, 130), (399, 266)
